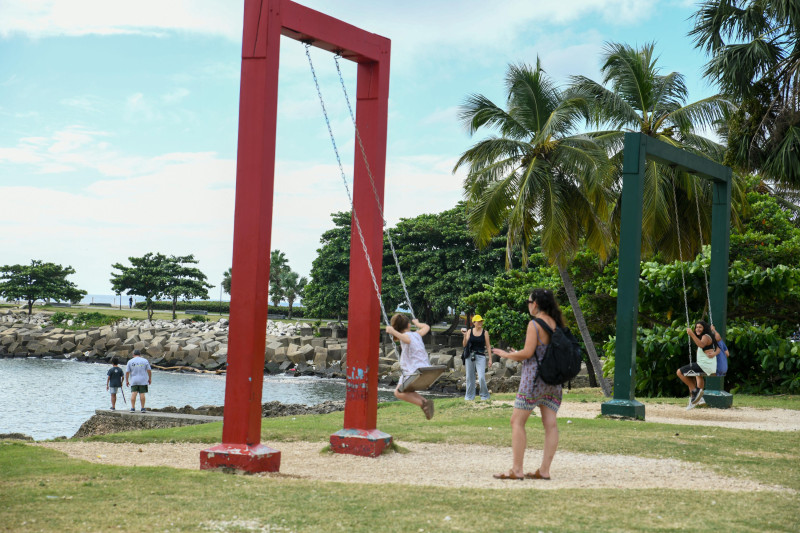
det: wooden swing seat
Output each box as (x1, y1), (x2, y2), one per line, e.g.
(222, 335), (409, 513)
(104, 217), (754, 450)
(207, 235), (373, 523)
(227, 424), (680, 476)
(397, 365), (447, 393)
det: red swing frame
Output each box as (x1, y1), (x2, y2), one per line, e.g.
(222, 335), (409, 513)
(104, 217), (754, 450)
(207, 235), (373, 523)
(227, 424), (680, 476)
(200, 0), (391, 473)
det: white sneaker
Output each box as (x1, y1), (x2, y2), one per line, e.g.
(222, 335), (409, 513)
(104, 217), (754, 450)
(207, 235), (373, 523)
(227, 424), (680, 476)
(692, 388), (705, 405)
(697, 397), (706, 406)
(686, 401), (696, 411)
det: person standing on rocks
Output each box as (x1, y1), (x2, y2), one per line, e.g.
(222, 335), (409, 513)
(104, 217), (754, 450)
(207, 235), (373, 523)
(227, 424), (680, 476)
(125, 349), (152, 413)
(491, 288), (563, 481)
(106, 357), (124, 410)
(461, 314), (493, 401)
(386, 314), (434, 420)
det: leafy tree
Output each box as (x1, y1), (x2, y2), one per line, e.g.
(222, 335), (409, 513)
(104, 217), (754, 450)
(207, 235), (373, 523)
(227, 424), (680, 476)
(569, 41), (745, 260)
(454, 60), (614, 395)
(280, 270), (307, 319)
(303, 212), (354, 321)
(221, 268), (232, 295)
(110, 253), (172, 321)
(304, 207), (510, 326)
(691, 0), (800, 191)
(222, 250), (289, 304)
(0, 260), (86, 315)
(383, 203), (509, 329)
(163, 255), (212, 320)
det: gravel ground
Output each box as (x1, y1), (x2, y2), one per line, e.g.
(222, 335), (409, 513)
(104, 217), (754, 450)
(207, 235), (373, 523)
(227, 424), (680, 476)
(36, 440), (789, 492)
(35, 402), (798, 492)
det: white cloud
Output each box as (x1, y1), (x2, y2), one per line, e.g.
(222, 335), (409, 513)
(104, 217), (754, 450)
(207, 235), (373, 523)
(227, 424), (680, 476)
(0, 0), (243, 40)
(161, 88), (190, 104)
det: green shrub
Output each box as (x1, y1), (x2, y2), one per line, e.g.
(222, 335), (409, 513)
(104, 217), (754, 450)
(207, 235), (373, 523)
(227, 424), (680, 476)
(602, 320), (800, 396)
(134, 300), (305, 318)
(190, 315), (208, 322)
(49, 311), (123, 330)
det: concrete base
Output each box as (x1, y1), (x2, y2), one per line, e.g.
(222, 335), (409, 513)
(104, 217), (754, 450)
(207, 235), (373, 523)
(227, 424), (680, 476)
(703, 376), (733, 409)
(330, 428), (392, 457)
(703, 390), (733, 409)
(601, 399), (646, 420)
(200, 443), (281, 473)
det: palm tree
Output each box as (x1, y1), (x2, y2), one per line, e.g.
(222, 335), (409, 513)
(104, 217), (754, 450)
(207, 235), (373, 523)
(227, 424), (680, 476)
(690, 0), (800, 195)
(454, 60), (614, 396)
(281, 270), (308, 319)
(569, 42), (744, 261)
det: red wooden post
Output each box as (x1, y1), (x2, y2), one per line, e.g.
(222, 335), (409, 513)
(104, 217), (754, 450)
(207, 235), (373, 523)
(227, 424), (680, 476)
(201, 0), (391, 472)
(330, 49), (392, 458)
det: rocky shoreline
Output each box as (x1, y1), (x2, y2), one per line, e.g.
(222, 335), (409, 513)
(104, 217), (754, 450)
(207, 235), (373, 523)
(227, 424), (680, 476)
(0, 309), (596, 396)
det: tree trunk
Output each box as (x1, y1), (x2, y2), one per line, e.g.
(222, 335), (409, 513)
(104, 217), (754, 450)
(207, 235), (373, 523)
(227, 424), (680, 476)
(27, 300), (33, 315)
(443, 311), (461, 335)
(146, 299), (154, 322)
(172, 296), (177, 320)
(288, 301), (293, 319)
(557, 263), (611, 397)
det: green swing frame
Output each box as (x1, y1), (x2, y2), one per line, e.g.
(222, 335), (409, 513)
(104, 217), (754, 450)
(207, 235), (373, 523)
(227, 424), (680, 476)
(601, 133), (733, 420)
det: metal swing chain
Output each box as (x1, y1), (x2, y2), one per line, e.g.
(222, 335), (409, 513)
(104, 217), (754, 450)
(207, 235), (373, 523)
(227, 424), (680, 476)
(692, 178), (714, 327)
(672, 177), (694, 365)
(304, 43), (391, 327)
(333, 54), (417, 321)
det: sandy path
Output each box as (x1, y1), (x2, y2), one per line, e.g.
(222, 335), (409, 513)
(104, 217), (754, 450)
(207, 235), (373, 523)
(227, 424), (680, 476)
(550, 401), (800, 432)
(36, 439), (790, 493)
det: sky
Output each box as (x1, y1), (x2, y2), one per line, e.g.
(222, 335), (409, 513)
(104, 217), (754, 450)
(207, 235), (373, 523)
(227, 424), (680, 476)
(0, 0), (719, 298)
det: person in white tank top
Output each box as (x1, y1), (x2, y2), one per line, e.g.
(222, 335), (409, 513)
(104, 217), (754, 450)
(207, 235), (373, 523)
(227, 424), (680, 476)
(386, 313), (435, 420)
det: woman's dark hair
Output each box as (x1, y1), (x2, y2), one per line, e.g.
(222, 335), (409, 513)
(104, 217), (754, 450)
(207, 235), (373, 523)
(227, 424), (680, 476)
(694, 320), (718, 349)
(390, 313), (410, 332)
(529, 288), (565, 327)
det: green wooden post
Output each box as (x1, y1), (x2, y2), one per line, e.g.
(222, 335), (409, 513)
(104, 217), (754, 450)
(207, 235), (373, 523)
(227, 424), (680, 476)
(601, 133), (733, 418)
(601, 133), (646, 419)
(705, 172), (734, 408)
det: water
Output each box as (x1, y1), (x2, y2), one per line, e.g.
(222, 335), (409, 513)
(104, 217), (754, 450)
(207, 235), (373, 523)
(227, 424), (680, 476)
(0, 358), (397, 440)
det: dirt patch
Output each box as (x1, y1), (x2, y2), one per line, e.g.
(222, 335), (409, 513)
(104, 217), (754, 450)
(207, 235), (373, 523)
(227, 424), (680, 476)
(36, 440), (790, 493)
(553, 401), (800, 432)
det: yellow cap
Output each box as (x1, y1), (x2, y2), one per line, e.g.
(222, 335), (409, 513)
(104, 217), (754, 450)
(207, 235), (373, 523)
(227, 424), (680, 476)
(472, 315), (484, 322)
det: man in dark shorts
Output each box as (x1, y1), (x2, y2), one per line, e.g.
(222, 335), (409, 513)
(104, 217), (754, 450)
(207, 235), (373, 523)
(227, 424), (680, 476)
(125, 349), (152, 412)
(106, 357), (124, 410)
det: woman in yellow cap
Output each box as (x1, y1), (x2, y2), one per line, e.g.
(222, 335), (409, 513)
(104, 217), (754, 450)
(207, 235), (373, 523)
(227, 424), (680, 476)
(461, 314), (493, 400)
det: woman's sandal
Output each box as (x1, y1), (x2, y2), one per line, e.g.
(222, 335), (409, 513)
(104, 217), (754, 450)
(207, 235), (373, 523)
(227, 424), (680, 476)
(493, 471), (524, 480)
(525, 469), (550, 480)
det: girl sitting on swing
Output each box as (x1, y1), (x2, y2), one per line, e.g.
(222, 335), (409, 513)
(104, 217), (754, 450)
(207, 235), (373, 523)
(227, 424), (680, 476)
(386, 313), (434, 420)
(677, 320), (720, 409)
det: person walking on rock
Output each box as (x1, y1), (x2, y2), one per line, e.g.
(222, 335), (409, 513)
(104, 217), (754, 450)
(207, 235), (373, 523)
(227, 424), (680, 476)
(106, 357), (124, 410)
(126, 349), (152, 413)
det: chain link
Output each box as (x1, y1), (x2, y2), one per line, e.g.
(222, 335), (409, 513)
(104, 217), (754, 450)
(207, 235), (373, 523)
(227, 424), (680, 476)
(333, 55), (416, 321)
(692, 178), (714, 326)
(672, 176), (693, 364)
(305, 44), (390, 326)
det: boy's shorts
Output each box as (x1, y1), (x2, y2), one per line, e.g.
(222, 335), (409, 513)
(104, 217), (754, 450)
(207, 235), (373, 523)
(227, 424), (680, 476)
(131, 385), (148, 393)
(109, 386), (120, 394)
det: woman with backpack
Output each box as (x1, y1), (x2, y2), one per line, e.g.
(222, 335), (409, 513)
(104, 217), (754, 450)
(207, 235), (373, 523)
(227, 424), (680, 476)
(491, 288), (563, 481)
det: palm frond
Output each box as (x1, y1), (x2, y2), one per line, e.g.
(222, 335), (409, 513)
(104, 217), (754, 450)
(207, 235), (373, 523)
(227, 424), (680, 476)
(458, 93), (530, 139)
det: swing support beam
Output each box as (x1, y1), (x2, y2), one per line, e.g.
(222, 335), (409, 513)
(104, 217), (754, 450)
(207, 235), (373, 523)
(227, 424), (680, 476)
(601, 133), (732, 420)
(201, 0), (391, 472)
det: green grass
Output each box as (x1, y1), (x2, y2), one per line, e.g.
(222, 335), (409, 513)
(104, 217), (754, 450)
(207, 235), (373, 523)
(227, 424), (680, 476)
(3, 394), (799, 532)
(2, 442), (797, 533)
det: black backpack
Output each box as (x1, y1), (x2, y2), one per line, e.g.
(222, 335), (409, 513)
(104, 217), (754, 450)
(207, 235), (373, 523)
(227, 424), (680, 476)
(532, 318), (583, 385)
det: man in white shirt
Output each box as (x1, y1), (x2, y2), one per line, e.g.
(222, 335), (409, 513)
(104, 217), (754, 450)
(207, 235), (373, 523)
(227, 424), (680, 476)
(125, 349), (152, 413)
